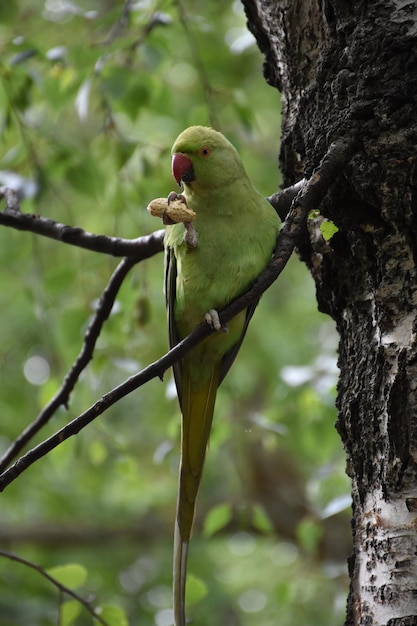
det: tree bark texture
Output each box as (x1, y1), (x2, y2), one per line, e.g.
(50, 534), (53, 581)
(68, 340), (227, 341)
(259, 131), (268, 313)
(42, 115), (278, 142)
(243, 1), (417, 625)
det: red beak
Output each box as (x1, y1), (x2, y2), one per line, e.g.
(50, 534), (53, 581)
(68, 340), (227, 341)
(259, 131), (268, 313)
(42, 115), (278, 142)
(172, 153), (193, 185)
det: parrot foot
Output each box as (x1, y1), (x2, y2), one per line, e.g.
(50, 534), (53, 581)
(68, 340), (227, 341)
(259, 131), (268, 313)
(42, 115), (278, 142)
(167, 191), (186, 205)
(166, 192), (198, 248)
(162, 192), (187, 225)
(204, 309), (228, 333)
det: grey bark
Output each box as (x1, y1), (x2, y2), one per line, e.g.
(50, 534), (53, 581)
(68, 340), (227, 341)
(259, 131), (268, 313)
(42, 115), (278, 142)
(243, 1), (417, 624)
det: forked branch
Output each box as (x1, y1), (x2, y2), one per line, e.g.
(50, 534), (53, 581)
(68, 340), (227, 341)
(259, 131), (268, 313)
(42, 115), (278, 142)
(0, 187), (165, 258)
(0, 136), (356, 491)
(0, 256), (138, 472)
(0, 550), (111, 626)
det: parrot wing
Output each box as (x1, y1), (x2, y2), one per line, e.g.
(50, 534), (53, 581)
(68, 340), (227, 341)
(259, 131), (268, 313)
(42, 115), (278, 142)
(218, 298), (259, 385)
(165, 241), (259, 396)
(165, 245), (183, 404)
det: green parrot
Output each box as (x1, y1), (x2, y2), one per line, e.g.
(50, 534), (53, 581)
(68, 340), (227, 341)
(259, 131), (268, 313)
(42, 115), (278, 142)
(164, 126), (279, 626)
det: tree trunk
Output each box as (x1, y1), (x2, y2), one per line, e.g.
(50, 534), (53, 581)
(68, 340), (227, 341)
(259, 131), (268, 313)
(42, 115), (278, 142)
(243, 1), (417, 624)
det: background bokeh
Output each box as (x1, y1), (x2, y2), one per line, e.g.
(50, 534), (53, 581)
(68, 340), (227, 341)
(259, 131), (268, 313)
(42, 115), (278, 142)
(0, 2), (350, 624)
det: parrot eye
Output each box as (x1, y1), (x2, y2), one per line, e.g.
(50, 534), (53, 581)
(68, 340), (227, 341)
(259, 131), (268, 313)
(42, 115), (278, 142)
(199, 146), (211, 158)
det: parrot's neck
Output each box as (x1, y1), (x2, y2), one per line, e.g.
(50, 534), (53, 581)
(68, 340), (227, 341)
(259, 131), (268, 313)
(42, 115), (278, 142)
(183, 177), (252, 216)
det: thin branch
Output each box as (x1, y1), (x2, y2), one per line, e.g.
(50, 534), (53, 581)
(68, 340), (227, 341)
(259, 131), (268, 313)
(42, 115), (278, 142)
(0, 256), (139, 472)
(0, 183), (299, 466)
(268, 179), (306, 220)
(0, 179), (304, 258)
(102, 0), (134, 46)
(217, 136), (357, 324)
(0, 182), (297, 469)
(100, 0), (171, 49)
(128, 11), (172, 53)
(0, 550), (111, 626)
(0, 136), (356, 492)
(173, 0), (219, 128)
(0, 333), (201, 492)
(0, 187), (165, 258)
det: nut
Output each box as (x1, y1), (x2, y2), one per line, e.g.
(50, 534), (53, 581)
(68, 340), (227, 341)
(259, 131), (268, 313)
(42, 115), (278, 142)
(146, 197), (196, 223)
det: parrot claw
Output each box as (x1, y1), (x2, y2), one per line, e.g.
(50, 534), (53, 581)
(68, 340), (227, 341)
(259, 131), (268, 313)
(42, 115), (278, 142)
(167, 191), (186, 205)
(204, 309), (228, 333)
(163, 192), (186, 225)
(166, 192), (198, 248)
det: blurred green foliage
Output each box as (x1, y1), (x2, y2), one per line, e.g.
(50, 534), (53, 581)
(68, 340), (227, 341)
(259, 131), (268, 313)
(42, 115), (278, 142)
(0, 1), (350, 624)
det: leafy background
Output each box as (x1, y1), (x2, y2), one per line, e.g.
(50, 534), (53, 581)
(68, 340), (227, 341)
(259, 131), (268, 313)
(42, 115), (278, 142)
(0, 1), (350, 625)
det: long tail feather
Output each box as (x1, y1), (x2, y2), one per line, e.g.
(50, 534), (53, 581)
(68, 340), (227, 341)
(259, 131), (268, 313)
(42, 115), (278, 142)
(173, 521), (188, 626)
(173, 363), (220, 626)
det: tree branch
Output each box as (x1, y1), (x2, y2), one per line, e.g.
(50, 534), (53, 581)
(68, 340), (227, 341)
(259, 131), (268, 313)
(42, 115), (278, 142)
(174, 0), (219, 128)
(0, 256), (139, 472)
(0, 187), (165, 258)
(0, 136), (356, 492)
(220, 136), (357, 323)
(267, 178), (305, 220)
(0, 183), (296, 469)
(0, 331), (205, 492)
(0, 550), (111, 626)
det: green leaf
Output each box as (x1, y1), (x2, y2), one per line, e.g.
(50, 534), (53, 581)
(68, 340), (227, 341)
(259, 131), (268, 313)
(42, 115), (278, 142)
(252, 504), (274, 534)
(203, 503), (232, 537)
(5, 66), (33, 110)
(46, 563), (87, 590)
(0, 1), (19, 21)
(296, 517), (323, 555)
(88, 439), (108, 466)
(97, 604), (129, 626)
(320, 219), (339, 240)
(65, 156), (105, 198)
(135, 295), (152, 326)
(60, 600), (81, 626)
(101, 66), (150, 119)
(186, 574), (208, 606)
(275, 579), (294, 604)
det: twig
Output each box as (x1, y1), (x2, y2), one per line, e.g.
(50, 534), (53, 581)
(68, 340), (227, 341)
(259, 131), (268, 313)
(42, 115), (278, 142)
(0, 187), (165, 258)
(0, 331), (204, 491)
(0, 182), (297, 469)
(229, 136), (358, 317)
(174, 0), (219, 128)
(0, 550), (111, 626)
(0, 136), (356, 492)
(102, 0), (133, 46)
(128, 11), (172, 53)
(268, 179), (306, 220)
(101, 0), (171, 49)
(0, 180), (304, 258)
(0, 256), (138, 472)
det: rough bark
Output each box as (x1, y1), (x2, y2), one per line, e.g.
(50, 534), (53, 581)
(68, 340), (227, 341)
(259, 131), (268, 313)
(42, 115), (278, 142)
(243, 1), (417, 624)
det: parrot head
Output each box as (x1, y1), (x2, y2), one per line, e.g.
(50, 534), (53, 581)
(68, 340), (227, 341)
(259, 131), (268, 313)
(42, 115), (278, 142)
(171, 126), (246, 190)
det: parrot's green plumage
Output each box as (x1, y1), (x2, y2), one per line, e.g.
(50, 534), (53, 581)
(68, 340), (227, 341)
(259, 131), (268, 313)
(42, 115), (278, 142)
(164, 126), (279, 626)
